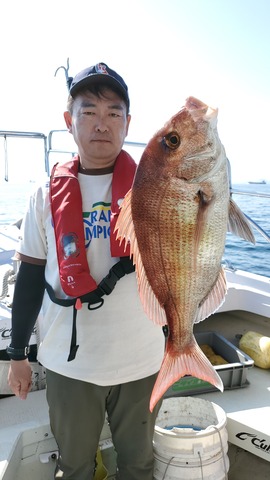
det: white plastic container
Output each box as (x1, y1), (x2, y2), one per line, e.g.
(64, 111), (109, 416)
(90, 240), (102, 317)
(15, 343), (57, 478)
(153, 397), (229, 480)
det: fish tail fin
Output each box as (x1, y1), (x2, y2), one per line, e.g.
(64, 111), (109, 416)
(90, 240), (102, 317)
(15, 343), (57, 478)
(150, 340), (223, 412)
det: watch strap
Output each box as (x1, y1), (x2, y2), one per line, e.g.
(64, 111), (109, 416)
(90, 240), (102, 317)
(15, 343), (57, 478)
(6, 345), (30, 360)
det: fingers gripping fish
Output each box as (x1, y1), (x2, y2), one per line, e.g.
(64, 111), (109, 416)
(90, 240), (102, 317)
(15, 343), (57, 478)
(115, 96), (255, 412)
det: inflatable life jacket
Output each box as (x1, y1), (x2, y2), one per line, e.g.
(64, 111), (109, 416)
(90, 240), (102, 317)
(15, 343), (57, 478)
(47, 150), (137, 361)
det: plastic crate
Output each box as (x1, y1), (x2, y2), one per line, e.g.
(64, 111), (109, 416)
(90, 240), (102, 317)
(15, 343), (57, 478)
(165, 331), (254, 397)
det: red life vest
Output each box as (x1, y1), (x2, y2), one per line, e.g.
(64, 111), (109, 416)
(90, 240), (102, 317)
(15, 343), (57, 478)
(50, 150), (137, 298)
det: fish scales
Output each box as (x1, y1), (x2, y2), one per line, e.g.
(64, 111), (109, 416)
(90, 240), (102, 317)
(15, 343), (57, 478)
(115, 96), (255, 411)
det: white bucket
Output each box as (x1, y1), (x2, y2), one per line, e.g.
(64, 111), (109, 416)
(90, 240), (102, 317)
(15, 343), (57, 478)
(153, 397), (229, 480)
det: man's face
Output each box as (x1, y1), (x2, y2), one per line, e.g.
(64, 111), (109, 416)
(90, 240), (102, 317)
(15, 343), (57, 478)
(64, 89), (131, 169)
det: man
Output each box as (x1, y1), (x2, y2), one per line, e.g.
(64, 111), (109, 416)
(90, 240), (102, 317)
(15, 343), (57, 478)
(7, 62), (165, 480)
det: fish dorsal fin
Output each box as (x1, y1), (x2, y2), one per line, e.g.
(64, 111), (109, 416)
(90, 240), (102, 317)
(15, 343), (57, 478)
(194, 267), (227, 323)
(115, 190), (167, 327)
(228, 198), (256, 244)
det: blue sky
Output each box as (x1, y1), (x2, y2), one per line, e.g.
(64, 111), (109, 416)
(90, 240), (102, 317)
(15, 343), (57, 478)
(1, 0), (270, 182)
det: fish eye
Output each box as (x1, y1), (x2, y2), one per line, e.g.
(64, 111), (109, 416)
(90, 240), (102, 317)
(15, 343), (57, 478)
(164, 131), (181, 150)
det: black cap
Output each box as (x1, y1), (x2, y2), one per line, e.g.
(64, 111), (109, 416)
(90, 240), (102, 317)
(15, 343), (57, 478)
(69, 62), (129, 110)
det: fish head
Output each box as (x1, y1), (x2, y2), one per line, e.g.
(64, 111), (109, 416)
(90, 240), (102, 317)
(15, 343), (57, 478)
(179, 96), (224, 183)
(138, 96), (225, 184)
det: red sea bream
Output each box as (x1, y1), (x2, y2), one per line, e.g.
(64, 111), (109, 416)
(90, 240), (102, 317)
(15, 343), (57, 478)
(115, 97), (255, 411)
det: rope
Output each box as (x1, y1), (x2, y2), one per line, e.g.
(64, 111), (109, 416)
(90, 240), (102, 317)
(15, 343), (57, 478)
(0, 267), (16, 301)
(34, 318), (45, 391)
(1, 262), (45, 391)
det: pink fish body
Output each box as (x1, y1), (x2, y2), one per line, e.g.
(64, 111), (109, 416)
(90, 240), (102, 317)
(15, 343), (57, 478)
(116, 97), (255, 411)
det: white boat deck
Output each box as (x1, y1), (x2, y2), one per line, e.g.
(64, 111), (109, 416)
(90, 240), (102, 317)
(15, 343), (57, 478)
(197, 367), (270, 456)
(0, 390), (113, 479)
(1, 360), (269, 479)
(0, 391), (55, 480)
(0, 270), (269, 479)
(192, 308), (270, 478)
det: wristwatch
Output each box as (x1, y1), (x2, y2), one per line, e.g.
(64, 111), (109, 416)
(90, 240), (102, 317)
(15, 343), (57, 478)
(6, 345), (30, 360)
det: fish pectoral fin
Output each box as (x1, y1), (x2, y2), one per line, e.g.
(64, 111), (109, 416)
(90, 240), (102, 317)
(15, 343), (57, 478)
(228, 198), (256, 244)
(115, 189), (167, 327)
(195, 267), (227, 323)
(194, 185), (215, 256)
(149, 340), (223, 412)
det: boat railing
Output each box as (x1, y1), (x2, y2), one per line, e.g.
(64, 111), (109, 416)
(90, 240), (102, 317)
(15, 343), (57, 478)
(0, 130), (49, 181)
(47, 129), (147, 168)
(1, 128), (148, 182)
(47, 129), (77, 158)
(0, 129), (269, 278)
(48, 129), (147, 153)
(1, 128), (270, 203)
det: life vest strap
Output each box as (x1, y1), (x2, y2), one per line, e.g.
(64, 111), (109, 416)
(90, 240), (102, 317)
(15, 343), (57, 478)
(45, 257), (135, 361)
(68, 307), (80, 361)
(98, 256), (135, 295)
(45, 257), (134, 307)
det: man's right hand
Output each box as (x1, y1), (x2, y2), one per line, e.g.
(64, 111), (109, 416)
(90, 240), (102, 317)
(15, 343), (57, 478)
(8, 359), (32, 400)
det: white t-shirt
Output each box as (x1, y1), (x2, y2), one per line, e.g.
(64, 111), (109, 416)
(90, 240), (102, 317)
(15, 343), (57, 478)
(18, 172), (164, 385)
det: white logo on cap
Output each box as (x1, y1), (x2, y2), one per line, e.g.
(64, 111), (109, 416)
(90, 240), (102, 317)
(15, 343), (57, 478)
(95, 63), (109, 75)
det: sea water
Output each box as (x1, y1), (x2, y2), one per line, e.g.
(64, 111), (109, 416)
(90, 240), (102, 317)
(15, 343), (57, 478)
(0, 181), (269, 278)
(224, 183), (270, 278)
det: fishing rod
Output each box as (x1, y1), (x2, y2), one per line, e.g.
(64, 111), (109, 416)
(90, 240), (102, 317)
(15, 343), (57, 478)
(230, 187), (270, 241)
(231, 189), (270, 199)
(243, 213), (270, 243)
